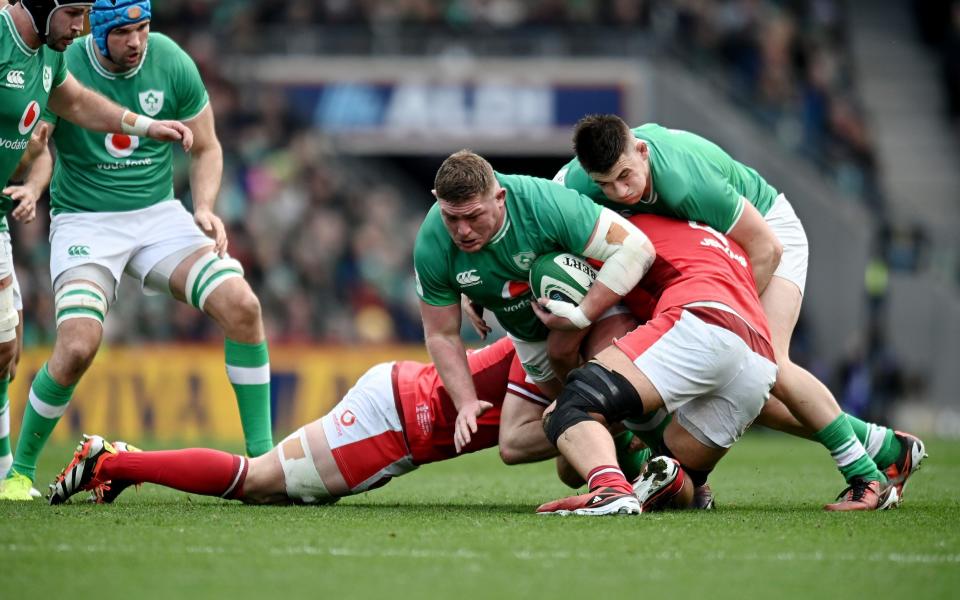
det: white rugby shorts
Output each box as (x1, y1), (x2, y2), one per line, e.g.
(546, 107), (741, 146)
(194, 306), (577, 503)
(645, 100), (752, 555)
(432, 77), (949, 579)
(0, 232), (22, 311)
(765, 194), (809, 295)
(320, 362), (417, 492)
(49, 200), (213, 296)
(614, 303), (778, 449)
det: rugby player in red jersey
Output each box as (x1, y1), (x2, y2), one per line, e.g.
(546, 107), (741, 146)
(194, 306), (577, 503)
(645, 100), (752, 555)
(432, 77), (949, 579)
(48, 337), (553, 505)
(534, 214), (899, 515)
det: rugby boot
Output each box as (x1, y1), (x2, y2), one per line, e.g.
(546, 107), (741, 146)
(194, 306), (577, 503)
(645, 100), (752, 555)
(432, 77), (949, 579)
(693, 483), (715, 510)
(536, 487), (640, 516)
(88, 440), (143, 504)
(48, 435), (117, 505)
(0, 471), (37, 501)
(883, 431), (927, 499)
(824, 477), (899, 511)
(632, 456), (688, 512)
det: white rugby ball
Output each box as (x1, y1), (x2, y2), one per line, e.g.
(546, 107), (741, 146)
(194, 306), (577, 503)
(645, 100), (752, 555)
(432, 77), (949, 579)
(529, 252), (597, 306)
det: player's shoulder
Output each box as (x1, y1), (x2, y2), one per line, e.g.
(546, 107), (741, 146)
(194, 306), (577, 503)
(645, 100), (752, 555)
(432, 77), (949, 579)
(146, 32), (194, 64)
(414, 203), (451, 250)
(147, 32), (183, 52)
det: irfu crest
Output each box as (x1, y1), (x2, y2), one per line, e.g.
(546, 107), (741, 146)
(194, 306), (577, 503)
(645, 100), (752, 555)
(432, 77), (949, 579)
(138, 89), (164, 116)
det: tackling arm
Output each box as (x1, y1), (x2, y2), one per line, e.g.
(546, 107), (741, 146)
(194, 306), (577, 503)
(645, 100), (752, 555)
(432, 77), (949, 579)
(726, 201), (782, 295)
(567, 208), (655, 327)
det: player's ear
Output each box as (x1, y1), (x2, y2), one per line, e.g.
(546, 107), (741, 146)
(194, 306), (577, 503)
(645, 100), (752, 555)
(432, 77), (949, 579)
(635, 140), (648, 157)
(431, 189), (439, 199)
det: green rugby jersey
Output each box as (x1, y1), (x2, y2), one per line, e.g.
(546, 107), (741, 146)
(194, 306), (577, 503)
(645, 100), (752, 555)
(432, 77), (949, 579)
(414, 172), (601, 342)
(557, 123), (779, 234)
(41, 32), (208, 214)
(0, 8), (67, 231)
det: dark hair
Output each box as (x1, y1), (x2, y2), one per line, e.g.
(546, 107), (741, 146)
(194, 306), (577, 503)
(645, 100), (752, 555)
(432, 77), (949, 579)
(434, 150), (495, 203)
(573, 114), (633, 175)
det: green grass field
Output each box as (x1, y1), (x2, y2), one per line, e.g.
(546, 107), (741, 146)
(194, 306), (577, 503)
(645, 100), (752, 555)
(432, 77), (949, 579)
(2, 433), (958, 599)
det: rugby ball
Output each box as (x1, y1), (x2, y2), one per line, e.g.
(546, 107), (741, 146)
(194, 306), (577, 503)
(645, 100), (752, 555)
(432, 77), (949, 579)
(529, 252), (597, 305)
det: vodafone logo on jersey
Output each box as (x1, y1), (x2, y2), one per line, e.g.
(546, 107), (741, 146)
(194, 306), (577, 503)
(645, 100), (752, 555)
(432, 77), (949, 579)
(104, 133), (139, 158)
(18, 101), (40, 135)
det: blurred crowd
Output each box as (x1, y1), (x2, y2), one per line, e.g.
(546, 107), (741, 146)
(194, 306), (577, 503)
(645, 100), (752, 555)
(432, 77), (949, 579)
(4, 0), (927, 398)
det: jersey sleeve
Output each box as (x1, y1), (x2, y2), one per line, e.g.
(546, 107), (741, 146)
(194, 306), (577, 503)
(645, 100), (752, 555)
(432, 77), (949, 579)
(506, 355), (551, 406)
(171, 41), (209, 121)
(659, 165), (744, 234)
(413, 214), (459, 307)
(52, 51), (67, 88)
(533, 179), (603, 253)
(40, 105), (59, 124)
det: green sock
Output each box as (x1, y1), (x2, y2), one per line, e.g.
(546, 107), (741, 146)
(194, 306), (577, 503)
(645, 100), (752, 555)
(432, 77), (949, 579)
(0, 377), (11, 476)
(813, 414), (885, 483)
(11, 364), (76, 481)
(225, 338), (273, 457)
(624, 408), (671, 454)
(845, 414), (901, 469)
(614, 431), (652, 482)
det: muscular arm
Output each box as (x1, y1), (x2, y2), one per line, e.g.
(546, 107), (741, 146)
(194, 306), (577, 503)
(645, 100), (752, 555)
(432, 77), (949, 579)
(47, 73), (131, 134)
(421, 301), (477, 409)
(47, 73), (192, 148)
(727, 201), (782, 295)
(185, 105), (222, 213)
(498, 394), (556, 465)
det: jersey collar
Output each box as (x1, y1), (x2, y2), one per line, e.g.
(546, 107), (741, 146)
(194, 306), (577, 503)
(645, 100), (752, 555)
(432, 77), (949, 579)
(1, 8), (37, 57)
(84, 34), (149, 80)
(488, 210), (511, 245)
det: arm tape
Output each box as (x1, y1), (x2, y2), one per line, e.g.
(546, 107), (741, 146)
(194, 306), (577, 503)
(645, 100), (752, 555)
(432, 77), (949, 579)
(120, 110), (154, 137)
(582, 208), (654, 296)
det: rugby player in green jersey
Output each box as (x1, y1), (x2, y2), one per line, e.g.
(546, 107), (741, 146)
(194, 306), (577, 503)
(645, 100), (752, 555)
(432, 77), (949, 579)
(414, 150), (655, 459)
(554, 115), (925, 510)
(0, 0), (272, 501)
(0, 0), (194, 497)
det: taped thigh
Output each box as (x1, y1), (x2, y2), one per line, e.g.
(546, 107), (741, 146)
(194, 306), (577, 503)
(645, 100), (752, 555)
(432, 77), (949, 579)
(0, 284), (17, 343)
(278, 426), (337, 505)
(183, 251), (244, 311)
(53, 266), (114, 327)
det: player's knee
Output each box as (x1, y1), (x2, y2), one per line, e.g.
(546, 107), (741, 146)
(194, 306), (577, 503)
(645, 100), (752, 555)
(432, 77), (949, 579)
(544, 361), (644, 446)
(277, 427), (339, 505)
(0, 338), (17, 368)
(498, 441), (527, 466)
(57, 333), (100, 371)
(229, 287), (262, 328)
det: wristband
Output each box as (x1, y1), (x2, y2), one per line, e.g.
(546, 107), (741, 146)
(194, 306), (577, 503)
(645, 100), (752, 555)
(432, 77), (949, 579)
(120, 110), (154, 137)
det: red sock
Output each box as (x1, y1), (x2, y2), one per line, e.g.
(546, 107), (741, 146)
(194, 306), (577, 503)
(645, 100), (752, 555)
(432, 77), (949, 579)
(99, 449), (248, 499)
(587, 465), (632, 494)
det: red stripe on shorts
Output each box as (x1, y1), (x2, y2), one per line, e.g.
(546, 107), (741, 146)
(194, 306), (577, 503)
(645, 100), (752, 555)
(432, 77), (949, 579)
(330, 429), (409, 490)
(685, 305), (775, 363)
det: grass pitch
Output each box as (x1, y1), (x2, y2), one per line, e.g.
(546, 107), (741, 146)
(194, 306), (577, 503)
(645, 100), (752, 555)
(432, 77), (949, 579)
(2, 433), (958, 599)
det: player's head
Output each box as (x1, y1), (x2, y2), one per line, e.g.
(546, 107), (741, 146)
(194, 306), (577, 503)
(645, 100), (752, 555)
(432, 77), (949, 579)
(433, 150), (506, 253)
(90, 0), (151, 66)
(573, 114), (651, 206)
(19, 0), (92, 50)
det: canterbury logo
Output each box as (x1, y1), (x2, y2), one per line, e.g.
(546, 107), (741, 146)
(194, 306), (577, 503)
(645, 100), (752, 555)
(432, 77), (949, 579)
(456, 269), (481, 287)
(5, 70), (24, 88)
(67, 245), (90, 257)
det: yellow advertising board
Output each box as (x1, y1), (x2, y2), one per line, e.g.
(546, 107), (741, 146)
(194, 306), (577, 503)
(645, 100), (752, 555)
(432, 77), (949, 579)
(7, 345), (430, 444)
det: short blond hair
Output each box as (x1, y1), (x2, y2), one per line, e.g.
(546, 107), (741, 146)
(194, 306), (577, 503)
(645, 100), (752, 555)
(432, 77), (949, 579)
(434, 150), (496, 203)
